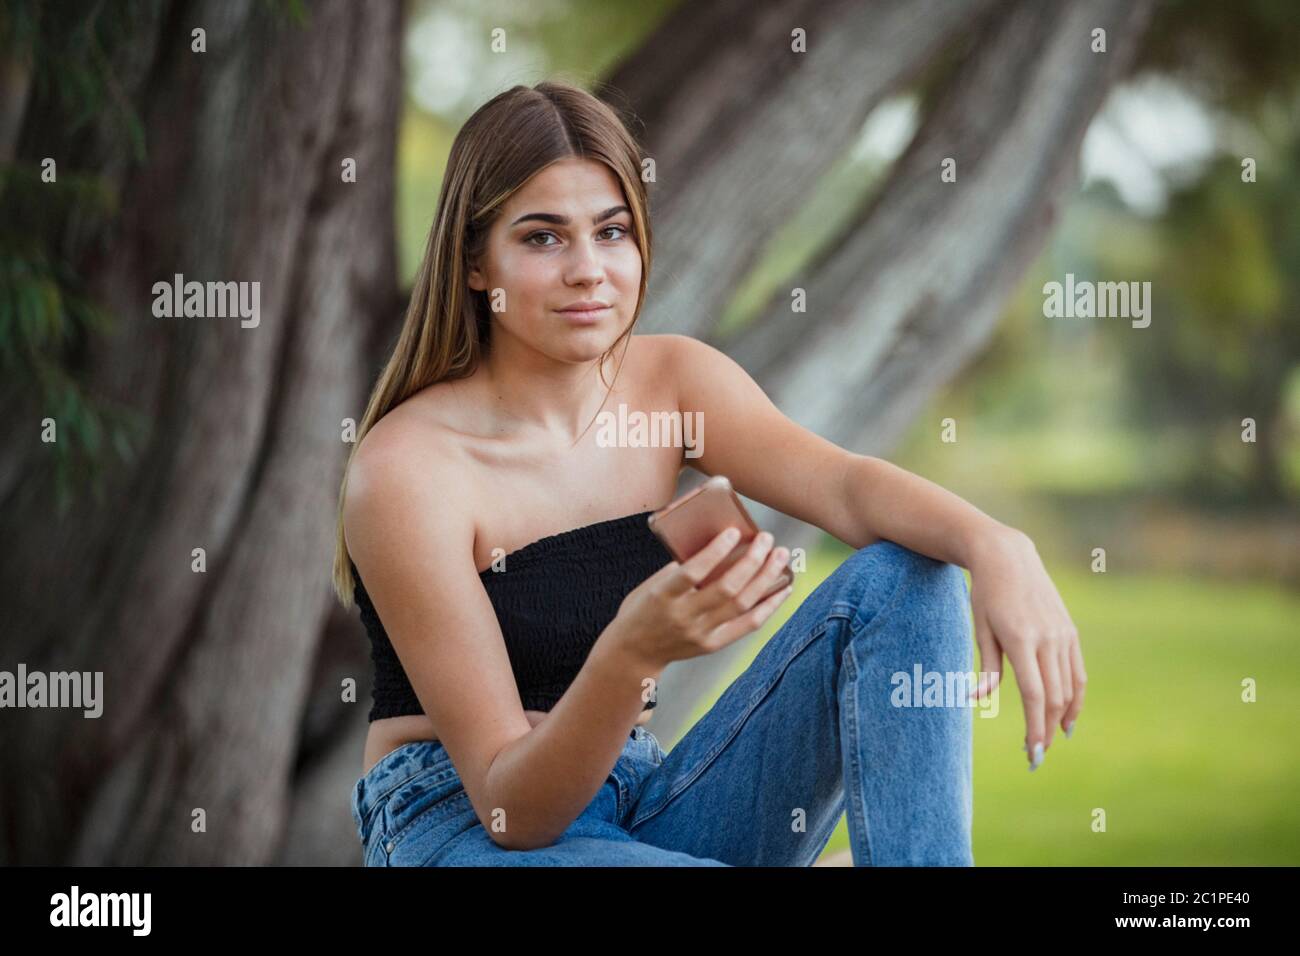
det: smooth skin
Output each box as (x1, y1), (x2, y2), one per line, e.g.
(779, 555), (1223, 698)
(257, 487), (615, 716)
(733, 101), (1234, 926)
(346, 156), (1082, 851)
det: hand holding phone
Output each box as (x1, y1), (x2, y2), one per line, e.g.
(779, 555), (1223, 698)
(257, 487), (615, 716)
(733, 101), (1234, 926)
(601, 477), (795, 672)
(647, 475), (794, 597)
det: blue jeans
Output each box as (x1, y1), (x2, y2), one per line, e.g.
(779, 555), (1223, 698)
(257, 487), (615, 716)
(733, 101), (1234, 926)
(350, 540), (975, 866)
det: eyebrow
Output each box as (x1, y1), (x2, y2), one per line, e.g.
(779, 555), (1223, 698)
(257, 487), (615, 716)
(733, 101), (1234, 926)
(510, 205), (630, 228)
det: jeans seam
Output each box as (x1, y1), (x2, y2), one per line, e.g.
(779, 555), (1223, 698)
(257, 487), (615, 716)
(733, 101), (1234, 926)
(611, 728), (652, 822)
(613, 765), (629, 823)
(836, 557), (912, 867)
(357, 774), (415, 842)
(364, 825), (388, 867)
(627, 613), (848, 832)
(841, 647), (872, 866)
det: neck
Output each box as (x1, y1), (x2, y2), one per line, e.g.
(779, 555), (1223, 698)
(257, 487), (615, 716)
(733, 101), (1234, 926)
(478, 328), (625, 443)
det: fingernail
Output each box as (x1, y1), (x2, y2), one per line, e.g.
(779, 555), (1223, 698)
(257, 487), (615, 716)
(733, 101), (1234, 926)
(1065, 721), (1075, 739)
(1028, 742), (1044, 771)
(724, 528), (740, 544)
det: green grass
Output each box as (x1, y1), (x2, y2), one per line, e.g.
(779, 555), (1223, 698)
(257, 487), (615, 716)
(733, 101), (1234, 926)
(665, 540), (1300, 865)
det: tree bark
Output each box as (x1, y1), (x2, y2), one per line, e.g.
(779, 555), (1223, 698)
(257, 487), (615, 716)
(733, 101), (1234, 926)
(604, 0), (1002, 342)
(0, 0), (401, 864)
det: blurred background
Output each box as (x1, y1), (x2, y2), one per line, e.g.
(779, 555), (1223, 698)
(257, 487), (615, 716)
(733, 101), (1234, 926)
(1, 0), (1296, 865)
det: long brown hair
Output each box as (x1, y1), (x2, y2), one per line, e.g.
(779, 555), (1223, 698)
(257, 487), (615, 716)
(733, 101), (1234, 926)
(330, 79), (653, 609)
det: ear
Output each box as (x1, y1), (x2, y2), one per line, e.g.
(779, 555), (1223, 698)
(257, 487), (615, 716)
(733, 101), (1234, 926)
(467, 257), (486, 292)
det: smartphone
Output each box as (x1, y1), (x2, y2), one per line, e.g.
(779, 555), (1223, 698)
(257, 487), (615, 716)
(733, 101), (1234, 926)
(647, 475), (794, 598)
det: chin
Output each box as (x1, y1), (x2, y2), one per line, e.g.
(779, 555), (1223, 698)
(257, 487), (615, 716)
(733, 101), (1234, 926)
(558, 339), (614, 364)
(551, 326), (621, 356)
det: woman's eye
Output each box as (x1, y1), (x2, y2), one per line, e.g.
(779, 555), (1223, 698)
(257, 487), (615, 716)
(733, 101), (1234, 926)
(524, 225), (629, 247)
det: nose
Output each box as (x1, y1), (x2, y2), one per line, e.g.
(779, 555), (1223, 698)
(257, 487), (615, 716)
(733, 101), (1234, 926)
(564, 237), (606, 286)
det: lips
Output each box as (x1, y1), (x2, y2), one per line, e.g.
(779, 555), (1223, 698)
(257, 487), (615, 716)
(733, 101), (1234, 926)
(557, 300), (610, 313)
(556, 303), (611, 325)
(556, 305), (611, 323)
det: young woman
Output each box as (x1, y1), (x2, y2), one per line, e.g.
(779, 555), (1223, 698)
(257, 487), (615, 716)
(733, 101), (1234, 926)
(332, 80), (1085, 867)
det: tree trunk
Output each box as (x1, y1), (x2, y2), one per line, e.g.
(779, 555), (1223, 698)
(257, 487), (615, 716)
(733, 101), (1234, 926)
(0, 0), (401, 864)
(605, 0), (1002, 342)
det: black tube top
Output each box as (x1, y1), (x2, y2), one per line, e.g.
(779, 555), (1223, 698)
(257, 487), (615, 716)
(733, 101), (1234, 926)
(351, 510), (673, 722)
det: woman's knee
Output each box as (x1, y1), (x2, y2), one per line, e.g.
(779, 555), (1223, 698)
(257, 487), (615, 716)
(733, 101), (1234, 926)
(836, 538), (963, 589)
(834, 540), (969, 633)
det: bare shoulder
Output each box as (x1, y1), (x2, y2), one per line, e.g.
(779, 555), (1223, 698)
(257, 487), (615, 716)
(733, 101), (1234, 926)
(348, 397), (460, 498)
(638, 332), (728, 400)
(630, 332), (708, 388)
(354, 390), (460, 462)
(632, 332), (687, 366)
(643, 332), (721, 366)
(343, 396), (473, 562)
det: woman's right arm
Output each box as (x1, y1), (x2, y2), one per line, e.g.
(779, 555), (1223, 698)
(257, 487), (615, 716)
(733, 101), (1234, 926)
(347, 429), (652, 851)
(345, 430), (791, 851)
(345, 430), (544, 848)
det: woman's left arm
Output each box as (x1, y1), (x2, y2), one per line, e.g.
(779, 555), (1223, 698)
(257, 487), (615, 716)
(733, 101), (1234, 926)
(667, 334), (1087, 770)
(838, 456), (1087, 768)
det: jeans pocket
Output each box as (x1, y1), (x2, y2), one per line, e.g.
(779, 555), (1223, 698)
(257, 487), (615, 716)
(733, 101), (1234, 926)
(387, 766), (463, 829)
(383, 766), (471, 859)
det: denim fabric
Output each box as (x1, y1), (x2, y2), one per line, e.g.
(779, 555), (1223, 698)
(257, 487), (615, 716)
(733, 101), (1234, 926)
(350, 539), (975, 866)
